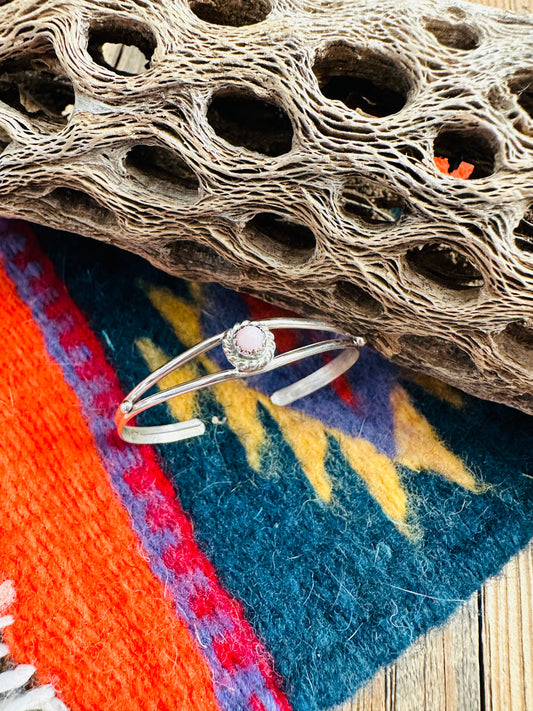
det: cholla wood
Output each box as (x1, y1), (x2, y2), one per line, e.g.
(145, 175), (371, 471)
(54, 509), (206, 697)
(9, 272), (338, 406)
(0, 0), (532, 413)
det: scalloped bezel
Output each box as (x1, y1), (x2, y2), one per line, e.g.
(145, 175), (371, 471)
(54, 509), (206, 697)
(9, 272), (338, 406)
(222, 320), (276, 373)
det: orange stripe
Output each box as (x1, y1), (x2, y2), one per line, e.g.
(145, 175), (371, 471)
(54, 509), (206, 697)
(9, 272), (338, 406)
(0, 262), (220, 711)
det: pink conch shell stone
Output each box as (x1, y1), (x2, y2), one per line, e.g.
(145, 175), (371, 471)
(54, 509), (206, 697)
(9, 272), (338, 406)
(235, 325), (265, 355)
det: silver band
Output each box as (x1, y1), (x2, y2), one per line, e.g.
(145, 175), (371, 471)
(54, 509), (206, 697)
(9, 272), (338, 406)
(115, 318), (365, 445)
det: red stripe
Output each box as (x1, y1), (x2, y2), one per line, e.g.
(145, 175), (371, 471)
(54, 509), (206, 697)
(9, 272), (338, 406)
(242, 294), (300, 353)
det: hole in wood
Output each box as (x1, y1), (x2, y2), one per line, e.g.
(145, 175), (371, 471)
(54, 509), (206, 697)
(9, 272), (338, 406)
(508, 72), (533, 120)
(0, 46), (75, 130)
(516, 238), (533, 254)
(207, 88), (293, 156)
(334, 280), (384, 317)
(497, 321), (533, 371)
(341, 176), (404, 225)
(487, 85), (509, 112)
(446, 6), (467, 20)
(189, 0), (270, 26)
(0, 126), (9, 155)
(401, 334), (477, 373)
(244, 212), (316, 265)
(88, 19), (156, 75)
(515, 206), (533, 254)
(101, 43), (149, 75)
(169, 240), (239, 278)
(398, 144), (425, 162)
(313, 42), (411, 117)
(433, 126), (496, 179)
(125, 144), (200, 197)
(424, 19), (480, 50)
(406, 242), (484, 291)
(45, 187), (116, 226)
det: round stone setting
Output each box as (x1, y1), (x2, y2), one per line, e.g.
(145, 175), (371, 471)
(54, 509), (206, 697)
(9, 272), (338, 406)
(234, 324), (265, 355)
(222, 320), (276, 373)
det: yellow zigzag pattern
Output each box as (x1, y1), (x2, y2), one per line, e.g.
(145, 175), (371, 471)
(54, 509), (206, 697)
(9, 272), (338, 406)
(137, 283), (481, 532)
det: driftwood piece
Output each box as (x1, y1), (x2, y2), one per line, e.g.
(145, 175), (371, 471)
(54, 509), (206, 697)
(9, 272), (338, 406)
(0, 0), (532, 413)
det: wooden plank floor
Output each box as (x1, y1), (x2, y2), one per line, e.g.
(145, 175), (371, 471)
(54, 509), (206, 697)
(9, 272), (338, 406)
(335, 542), (533, 711)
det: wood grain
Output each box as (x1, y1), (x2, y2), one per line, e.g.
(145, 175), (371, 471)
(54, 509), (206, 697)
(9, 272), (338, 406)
(482, 541), (533, 710)
(334, 541), (533, 711)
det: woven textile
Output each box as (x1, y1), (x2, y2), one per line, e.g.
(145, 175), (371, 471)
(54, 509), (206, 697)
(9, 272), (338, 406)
(0, 219), (532, 711)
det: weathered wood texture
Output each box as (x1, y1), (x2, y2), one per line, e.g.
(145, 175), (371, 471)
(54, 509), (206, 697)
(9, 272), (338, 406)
(0, 0), (532, 413)
(334, 541), (533, 711)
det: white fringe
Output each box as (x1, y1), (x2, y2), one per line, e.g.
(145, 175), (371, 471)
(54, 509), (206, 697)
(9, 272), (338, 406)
(0, 612), (69, 711)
